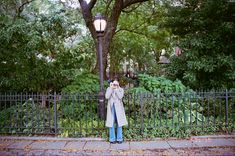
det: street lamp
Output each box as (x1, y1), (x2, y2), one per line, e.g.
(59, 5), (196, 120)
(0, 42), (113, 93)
(93, 13), (107, 119)
(158, 49), (170, 64)
(158, 49), (170, 76)
(93, 13), (107, 33)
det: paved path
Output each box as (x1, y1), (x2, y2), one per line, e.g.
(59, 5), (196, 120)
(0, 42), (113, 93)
(0, 135), (235, 155)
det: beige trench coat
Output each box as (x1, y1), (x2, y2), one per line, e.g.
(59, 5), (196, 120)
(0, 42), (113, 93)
(105, 87), (128, 127)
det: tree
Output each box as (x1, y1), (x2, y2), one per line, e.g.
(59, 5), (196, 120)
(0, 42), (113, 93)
(164, 0), (235, 89)
(0, 0), (91, 92)
(78, 0), (152, 78)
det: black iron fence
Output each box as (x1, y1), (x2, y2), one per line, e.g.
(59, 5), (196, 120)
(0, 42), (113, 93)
(0, 91), (234, 137)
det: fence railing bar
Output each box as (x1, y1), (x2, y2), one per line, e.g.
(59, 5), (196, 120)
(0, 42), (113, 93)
(233, 97), (235, 126)
(177, 94), (180, 129)
(127, 93), (130, 129)
(78, 94), (82, 135)
(171, 95), (174, 128)
(90, 94), (94, 136)
(225, 89), (229, 128)
(35, 92), (39, 132)
(31, 93), (35, 133)
(54, 92), (57, 135)
(147, 95), (151, 127)
(134, 93), (137, 127)
(189, 93), (192, 128)
(213, 93), (216, 127)
(166, 95), (168, 126)
(153, 95), (157, 128)
(219, 96), (222, 125)
(207, 94), (210, 126)
(159, 93), (162, 127)
(48, 93), (52, 134)
(140, 93), (144, 136)
(202, 96), (205, 132)
(73, 94), (76, 136)
(183, 94), (186, 128)
(19, 93), (23, 131)
(85, 95), (88, 137)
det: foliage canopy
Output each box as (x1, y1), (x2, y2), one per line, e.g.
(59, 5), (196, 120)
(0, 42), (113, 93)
(164, 0), (235, 89)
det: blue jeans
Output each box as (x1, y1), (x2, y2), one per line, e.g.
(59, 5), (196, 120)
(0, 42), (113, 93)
(109, 105), (123, 142)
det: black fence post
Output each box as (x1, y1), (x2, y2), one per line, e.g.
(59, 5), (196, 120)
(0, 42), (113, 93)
(225, 89), (229, 128)
(54, 92), (58, 135)
(127, 93), (130, 129)
(140, 93), (144, 136)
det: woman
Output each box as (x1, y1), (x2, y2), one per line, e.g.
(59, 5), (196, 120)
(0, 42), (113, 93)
(105, 78), (128, 144)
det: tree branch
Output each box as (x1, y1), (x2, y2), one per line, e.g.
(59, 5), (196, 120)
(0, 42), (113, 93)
(115, 28), (147, 37)
(89, 0), (97, 10)
(115, 26), (162, 41)
(78, 0), (97, 11)
(78, 0), (97, 40)
(104, 0), (113, 17)
(18, 0), (34, 15)
(123, 0), (149, 9)
(122, 2), (142, 13)
(115, 8), (153, 35)
(104, 0), (123, 40)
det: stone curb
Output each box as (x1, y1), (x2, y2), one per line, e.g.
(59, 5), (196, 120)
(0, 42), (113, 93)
(0, 134), (234, 142)
(190, 135), (235, 139)
(0, 136), (105, 141)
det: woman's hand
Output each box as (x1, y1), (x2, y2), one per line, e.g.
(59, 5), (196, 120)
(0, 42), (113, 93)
(110, 82), (115, 89)
(113, 80), (119, 89)
(110, 81), (119, 89)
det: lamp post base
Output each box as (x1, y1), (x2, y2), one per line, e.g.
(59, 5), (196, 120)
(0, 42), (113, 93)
(98, 91), (105, 120)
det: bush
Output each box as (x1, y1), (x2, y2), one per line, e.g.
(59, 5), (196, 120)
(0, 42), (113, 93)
(0, 99), (53, 134)
(137, 74), (189, 93)
(62, 73), (106, 93)
(125, 74), (208, 127)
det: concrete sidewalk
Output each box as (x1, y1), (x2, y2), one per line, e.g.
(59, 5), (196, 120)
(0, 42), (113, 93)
(0, 135), (235, 156)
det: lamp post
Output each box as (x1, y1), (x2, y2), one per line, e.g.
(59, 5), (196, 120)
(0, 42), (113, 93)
(93, 13), (107, 119)
(158, 49), (170, 76)
(158, 49), (170, 64)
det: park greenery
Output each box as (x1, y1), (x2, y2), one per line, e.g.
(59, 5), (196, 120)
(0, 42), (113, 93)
(0, 0), (234, 92)
(165, 0), (235, 90)
(0, 0), (235, 138)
